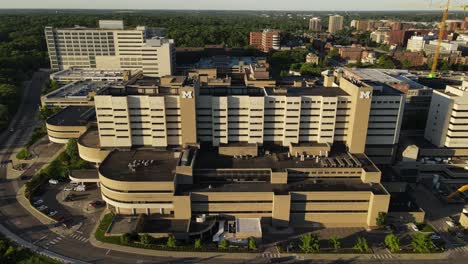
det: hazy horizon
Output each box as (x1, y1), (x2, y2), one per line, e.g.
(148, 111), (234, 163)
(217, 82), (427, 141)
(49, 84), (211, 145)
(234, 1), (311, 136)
(0, 0), (454, 11)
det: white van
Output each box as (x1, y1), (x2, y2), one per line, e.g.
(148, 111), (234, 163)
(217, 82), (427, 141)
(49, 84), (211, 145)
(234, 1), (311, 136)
(48, 179), (58, 185)
(74, 185), (86, 192)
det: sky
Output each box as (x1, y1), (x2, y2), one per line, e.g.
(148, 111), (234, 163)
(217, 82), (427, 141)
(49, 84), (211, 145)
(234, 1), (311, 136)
(0, 0), (454, 11)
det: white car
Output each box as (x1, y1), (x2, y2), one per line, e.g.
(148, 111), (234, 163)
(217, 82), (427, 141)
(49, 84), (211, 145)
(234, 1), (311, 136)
(430, 234), (441, 240)
(409, 223), (419, 232)
(37, 205), (48, 211)
(33, 199), (44, 205)
(63, 186), (73, 191)
(48, 179), (58, 185)
(446, 220), (455, 228)
(48, 210), (58, 217)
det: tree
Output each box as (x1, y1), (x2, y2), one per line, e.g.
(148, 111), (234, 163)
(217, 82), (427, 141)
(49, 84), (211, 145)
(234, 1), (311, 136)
(353, 237), (369, 253)
(219, 239), (229, 249)
(300, 63), (322, 76)
(411, 233), (435, 253)
(46, 80), (60, 93)
(120, 233), (131, 244)
(66, 138), (79, 161)
(376, 212), (388, 227)
(384, 233), (401, 252)
(38, 106), (59, 121)
(299, 233), (319, 253)
(290, 63), (302, 71)
(311, 234), (320, 252)
(140, 233), (152, 245)
(377, 56), (396, 69)
(194, 238), (203, 249)
(248, 237), (257, 250)
(16, 148), (31, 160)
(166, 235), (177, 248)
(329, 235), (341, 251)
(402, 59), (413, 69)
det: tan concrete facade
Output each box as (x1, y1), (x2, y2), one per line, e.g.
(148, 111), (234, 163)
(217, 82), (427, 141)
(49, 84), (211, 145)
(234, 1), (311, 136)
(425, 80), (468, 148)
(93, 146), (389, 229)
(45, 21), (175, 77)
(46, 122), (88, 144)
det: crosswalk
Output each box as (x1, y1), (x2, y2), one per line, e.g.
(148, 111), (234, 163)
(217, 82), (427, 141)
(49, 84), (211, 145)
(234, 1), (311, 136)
(451, 246), (468, 253)
(43, 232), (89, 249)
(371, 253), (395, 260)
(69, 232), (89, 243)
(262, 252), (281, 258)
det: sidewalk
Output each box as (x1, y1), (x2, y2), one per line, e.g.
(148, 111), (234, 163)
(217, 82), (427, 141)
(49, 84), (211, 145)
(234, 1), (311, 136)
(88, 211), (452, 261)
(0, 223), (88, 264)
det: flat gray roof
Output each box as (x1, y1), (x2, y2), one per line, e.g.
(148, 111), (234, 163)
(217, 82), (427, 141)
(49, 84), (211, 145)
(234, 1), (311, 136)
(45, 80), (110, 99)
(78, 126), (100, 148)
(99, 149), (179, 182)
(265, 86), (349, 97)
(47, 106), (95, 126)
(195, 147), (366, 172)
(178, 179), (387, 195)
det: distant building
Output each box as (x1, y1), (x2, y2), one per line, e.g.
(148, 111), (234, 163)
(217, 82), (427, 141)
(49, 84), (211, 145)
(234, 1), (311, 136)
(309, 17), (322, 32)
(389, 29), (444, 47)
(249, 29), (281, 52)
(336, 44), (375, 64)
(425, 79), (468, 148)
(328, 15), (344, 34)
(45, 20), (175, 77)
(350, 20), (368, 31)
(406, 34), (437, 52)
(370, 27), (391, 44)
(392, 51), (426, 67)
(306, 53), (320, 64)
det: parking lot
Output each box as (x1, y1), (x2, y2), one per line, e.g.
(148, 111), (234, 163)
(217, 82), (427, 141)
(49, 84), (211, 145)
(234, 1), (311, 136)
(31, 181), (104, 229)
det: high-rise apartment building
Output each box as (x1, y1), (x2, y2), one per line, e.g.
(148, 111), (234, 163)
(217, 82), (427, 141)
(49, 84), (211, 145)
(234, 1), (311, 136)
(425, 80), (468, 148)
(45, 20), (175, 77)
(328, 15), (344, 34)
(249, 29), (281, 52)
(309, 17), (322, 32)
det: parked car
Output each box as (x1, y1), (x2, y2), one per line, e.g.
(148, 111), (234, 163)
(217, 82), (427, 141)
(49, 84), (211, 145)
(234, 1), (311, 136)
(20, 175), (31, 181)
(430, 233), (441, 240)
(70, 181), (79, 186)
(37, 205), (48, 211)
(48, 210), (58, 217)
(48, 179), (58, 185)
(409, 223), (419, 232)
(88, 201), (105, 208)
(63, 186), (73, 191)
(446, 219), (455, 228)
(63, 194), (75, 202)
(33, 199), (44, 206)
(456, 232), (464, 238)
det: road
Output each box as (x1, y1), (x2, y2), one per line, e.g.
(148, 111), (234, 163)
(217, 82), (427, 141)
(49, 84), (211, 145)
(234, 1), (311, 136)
(1, 73), (467, 263)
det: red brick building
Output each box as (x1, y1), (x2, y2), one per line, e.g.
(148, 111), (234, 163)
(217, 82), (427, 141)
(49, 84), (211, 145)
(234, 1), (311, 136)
(249, 29), (281, 52)
(392, 51), (426, 67)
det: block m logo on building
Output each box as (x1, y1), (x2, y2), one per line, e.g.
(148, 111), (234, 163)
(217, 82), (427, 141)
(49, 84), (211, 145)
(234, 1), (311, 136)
(359, 91), (371, 99)
(181, 90), (193, 99)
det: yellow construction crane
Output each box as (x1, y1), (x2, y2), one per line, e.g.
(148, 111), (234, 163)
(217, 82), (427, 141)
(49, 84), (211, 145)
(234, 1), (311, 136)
(428, 0), (451, 78)
(447, 184), (468, 199)
(428, 0), (467, 78)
